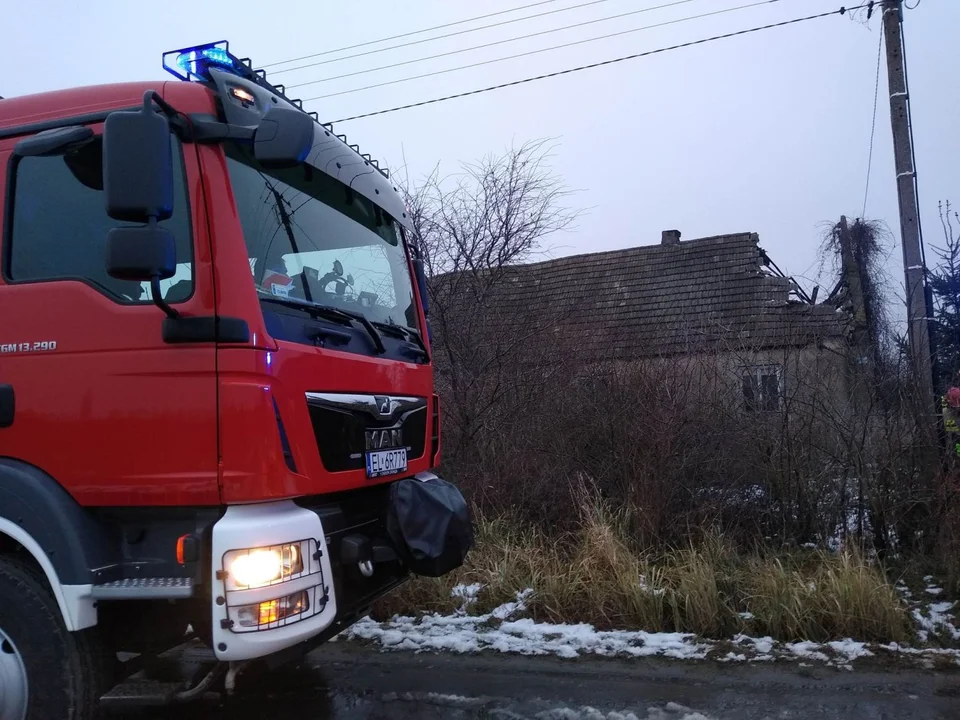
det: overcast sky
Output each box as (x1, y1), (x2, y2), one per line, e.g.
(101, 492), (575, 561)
(3, 0), (955, 325)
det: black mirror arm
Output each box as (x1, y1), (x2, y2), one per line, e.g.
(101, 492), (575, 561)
(150, 276), (179, 319)
(187, 117), (257, 144)
(143, 90), (177, 118)
(142, 209), (180, 320)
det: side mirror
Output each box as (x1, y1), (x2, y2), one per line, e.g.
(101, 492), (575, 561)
(106, 226), (176, 282)
(102, 91), (179, 320)
(103, 92), (173, 223)
(254, 107), (314, 168)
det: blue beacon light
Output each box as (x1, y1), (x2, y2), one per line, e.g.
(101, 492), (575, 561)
(162, 41), (237, 81)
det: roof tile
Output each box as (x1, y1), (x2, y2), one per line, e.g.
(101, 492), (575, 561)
(431, 233), (847, 362)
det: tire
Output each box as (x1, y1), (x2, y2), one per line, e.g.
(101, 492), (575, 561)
(0, 556), (106, 720)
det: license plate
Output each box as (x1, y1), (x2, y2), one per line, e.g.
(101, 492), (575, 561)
(365, 448), (407, 478)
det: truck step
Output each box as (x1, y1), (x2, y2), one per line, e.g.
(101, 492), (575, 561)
(100, 678), (186, 709)
(91, 577), (194, 600)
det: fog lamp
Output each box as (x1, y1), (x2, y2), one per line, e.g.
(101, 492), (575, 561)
(237, 590), (310, 628)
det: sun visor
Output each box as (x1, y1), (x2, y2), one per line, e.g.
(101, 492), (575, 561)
(205, 68), (410, 230)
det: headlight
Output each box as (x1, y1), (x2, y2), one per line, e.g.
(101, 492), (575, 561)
(225, 543), (303, 588)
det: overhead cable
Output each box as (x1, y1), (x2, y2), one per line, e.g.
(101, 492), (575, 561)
(325, 3), (869, 123)
(260, 0), (570, 68)
(289, 0), (782, 89)
(305, 0), (789, 98)
(270, 0), (700, 74)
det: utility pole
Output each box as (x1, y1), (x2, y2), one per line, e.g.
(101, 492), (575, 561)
(881, 0), (935, 417)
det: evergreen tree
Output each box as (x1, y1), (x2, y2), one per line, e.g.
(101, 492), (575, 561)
(929, 200), (960, 394)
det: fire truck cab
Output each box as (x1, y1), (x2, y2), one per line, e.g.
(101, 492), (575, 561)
(0, 41), (470, 718)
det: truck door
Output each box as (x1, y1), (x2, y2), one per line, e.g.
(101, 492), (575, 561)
(0, 123), (220, 507)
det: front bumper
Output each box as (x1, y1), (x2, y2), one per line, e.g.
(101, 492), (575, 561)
(210, 500), (339, 662)
(209, 473), (470, 663)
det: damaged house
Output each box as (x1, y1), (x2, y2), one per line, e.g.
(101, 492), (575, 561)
(430, 230), (853, 414)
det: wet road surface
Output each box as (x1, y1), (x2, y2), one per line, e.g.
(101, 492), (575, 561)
(114, 642), (960, 719)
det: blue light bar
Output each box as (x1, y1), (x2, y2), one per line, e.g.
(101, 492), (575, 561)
(162, 41), (238, 82)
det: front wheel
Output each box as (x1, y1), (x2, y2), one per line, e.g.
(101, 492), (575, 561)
(0, 557), (106, 720)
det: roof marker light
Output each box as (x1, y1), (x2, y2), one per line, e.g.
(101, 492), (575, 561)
(229, 86), (257, 107)
(161, 40), (395, 182)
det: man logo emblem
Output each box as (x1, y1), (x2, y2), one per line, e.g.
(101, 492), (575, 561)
(365, 428), (403, 450)
(375, 396), (392, 416)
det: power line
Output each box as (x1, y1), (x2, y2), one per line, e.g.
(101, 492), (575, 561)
(289, 0), (779, 90)
(326, 3), (867, 124)
(271, 0), (691, 75)
(305, 0), (782, 99)
(260, 0), (567, 68)
(862, 30), (883, 219)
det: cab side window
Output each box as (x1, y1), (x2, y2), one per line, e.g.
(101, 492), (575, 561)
(4, 134), (193, 303)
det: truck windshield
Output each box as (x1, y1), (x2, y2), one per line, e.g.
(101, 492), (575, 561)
(224, 142), (417, 331)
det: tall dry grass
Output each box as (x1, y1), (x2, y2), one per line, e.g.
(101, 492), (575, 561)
(374, 497), (912, 644)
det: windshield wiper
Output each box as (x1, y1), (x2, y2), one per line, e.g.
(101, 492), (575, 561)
(257, 292), (386, 354)
(372, 322), (430, 361)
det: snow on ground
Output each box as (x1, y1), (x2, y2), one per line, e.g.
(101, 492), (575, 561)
(345, 589), (710, 660)
(340, 581), (960, 670)
(531, 703), (714, 720)
(898, 577), (960, 643)
(913, 601), (960, 642)
(386, 691), (717, 720)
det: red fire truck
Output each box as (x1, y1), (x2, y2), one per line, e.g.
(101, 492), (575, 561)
(0, 41), (471, 718)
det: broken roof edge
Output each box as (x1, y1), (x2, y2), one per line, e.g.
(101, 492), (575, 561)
(429, 231), (761, 285)
(506, 231), (758, 271)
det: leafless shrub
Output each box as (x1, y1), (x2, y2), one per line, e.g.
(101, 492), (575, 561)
(401, 139), (581, 489)
(429, 316), (935, 555)
(402, 141), (936, 559)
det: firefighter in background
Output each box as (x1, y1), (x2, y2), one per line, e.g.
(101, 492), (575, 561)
(944, 379), (960, 457)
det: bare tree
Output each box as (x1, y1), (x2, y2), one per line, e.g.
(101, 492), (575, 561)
(400, 139), (579, 487)
(406, 138), (577, 279)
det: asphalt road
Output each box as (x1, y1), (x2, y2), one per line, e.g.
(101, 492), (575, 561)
(114, 642), (960, 720)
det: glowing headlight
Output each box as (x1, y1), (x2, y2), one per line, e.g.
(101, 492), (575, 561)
(225, 544), (303, 589)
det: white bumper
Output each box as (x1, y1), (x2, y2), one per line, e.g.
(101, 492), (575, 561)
(210, 500), (338, 662)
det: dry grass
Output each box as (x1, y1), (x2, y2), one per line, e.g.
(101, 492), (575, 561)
(374, 498), (913, 644)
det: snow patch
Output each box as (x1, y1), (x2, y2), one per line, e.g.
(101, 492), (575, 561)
(451, 582), (483, 612)
(719, 652), (747, 662)
(343, 590), (709, 660)
(785, 641), (829, 662)
(732, 634), (774, 656)
(827, 639), (873, 662)
(531, 705), (714, 720)
(912, 599), (960, 641)
(341, 579), (960, 671)
(638, 575), (667, 598)
(493, 588), (535, 620)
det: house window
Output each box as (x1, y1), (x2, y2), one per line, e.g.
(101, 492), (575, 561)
(742, 365), (782, 412)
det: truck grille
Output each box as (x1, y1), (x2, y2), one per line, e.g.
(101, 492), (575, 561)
(305, 393), (427, 472)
